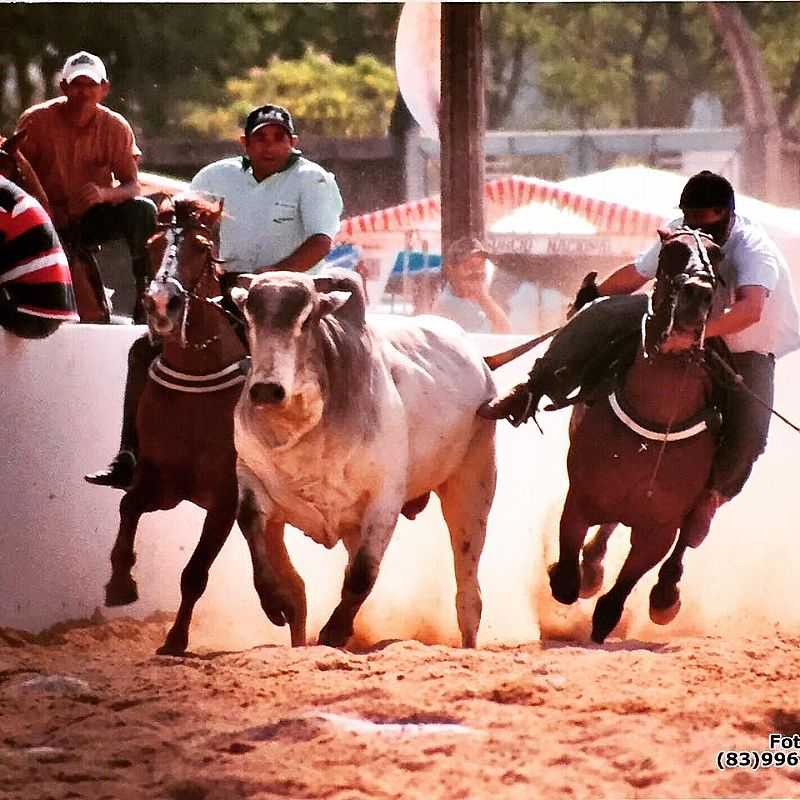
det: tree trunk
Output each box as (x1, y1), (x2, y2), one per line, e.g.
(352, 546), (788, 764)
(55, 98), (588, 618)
(706, 2), (786, 203)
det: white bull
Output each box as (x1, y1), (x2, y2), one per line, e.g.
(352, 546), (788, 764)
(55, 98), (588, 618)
(230, 269), (497, 648)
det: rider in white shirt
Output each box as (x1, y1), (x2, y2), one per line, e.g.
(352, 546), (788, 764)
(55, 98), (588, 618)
(485, 171), (800, 547)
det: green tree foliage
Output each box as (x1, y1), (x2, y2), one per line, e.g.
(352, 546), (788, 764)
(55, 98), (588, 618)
(4, 2), (800, 142)
(0, 3), (400, 136)
(484, 2), (800, 132)
(182, 51), (397, 138)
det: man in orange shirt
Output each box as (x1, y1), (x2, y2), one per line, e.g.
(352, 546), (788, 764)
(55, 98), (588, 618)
(15, 51), (156, 322)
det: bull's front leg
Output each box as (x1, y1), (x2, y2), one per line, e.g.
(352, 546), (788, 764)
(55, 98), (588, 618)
(317, 504), (400, 648)
(236, 460), (307, 646)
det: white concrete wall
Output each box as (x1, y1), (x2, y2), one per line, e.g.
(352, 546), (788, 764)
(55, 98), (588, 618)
(0, 325), (556, 648)
(3, 324), (800, 649)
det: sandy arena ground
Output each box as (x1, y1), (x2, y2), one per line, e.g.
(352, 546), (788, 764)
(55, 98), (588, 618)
(3, 349), (800, 800)
(2, 615), (800, 800)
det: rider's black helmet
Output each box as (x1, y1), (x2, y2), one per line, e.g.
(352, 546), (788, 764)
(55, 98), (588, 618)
(679, 170), (735, 211)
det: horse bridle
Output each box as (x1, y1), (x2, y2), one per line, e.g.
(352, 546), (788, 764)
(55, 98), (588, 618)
(645, 226), (718, 356)
(151, 222), (229, 350)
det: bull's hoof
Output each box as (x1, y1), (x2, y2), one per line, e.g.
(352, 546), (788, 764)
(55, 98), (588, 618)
(591, 593), (623, 644)
(105, 575), (138, 607)
(548, 561), (580, 605)
(649, 583), (682, 625)
(579, 560), (604, 599)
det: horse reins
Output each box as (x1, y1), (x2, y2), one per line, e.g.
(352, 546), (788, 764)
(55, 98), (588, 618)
(152, 223), (238, 351)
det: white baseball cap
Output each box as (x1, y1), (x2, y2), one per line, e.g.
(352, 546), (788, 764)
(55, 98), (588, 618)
(62, 51), (108, 85)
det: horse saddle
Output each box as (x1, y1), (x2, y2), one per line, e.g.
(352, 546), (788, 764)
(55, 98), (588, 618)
(526, 294), (649, 414)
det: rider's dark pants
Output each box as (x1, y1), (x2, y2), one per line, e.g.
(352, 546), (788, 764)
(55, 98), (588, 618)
(76, 198), (158, 310)
(711, 351), (775, 499)
(119, 333), (161, 454)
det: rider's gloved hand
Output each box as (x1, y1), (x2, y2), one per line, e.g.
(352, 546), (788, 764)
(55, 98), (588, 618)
(566, 271), (600, 319)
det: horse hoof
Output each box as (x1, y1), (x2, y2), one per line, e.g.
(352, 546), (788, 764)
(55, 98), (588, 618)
(105, 576), (139, 607)
(548, 562), (580, 605)
(649, 583), (681, 626)
(591, 594), (623, 643)
(649, 584), (682, 625)
(156, 639), (187, 657)
(579, 562), (604, 599)
(317, 624), (351, 648)
(649, 600), (681, 626)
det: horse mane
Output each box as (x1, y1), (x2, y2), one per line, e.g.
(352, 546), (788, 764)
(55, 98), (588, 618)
(158, 192), (223, 233)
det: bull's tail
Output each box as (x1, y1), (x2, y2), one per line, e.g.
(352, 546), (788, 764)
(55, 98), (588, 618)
(483, 327), (560, 371)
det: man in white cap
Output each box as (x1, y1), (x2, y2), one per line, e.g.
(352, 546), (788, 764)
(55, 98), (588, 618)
(15, 50), (156, 322)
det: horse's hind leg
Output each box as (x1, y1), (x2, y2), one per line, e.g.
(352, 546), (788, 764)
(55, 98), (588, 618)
(592, 523), (676, 643)
(649, 530), (690, 625)
(580, 524), (617, 598)
(548, 488), (591, 606)
(436, 420), (496, 647)
(158, 500), (237, 656)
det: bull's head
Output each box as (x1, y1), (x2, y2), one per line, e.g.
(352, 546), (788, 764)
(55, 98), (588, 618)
(231, 271), (353, 411)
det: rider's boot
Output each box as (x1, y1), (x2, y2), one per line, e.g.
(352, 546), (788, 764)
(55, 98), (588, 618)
(478, 379), (538, 427)
(681, 489), (728, 548)
(85, 450), (137, 489)
(478, 356), (569, 427)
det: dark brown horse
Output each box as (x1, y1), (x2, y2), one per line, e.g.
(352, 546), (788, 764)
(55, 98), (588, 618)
(547, 228), (723, 643)
(104, 194), (247, 655)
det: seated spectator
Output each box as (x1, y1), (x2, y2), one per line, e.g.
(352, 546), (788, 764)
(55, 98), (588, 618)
(433, 237), (511, 333)
(15, 51), (156, 323)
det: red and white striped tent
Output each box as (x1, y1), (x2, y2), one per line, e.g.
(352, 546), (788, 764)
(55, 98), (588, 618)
(339, 173), (667, 240)
(337, 171), (672, 303)
(339, 166), (800, 305)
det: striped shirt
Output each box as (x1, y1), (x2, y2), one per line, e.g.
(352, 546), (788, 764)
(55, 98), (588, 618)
(0, 176), (78, 320)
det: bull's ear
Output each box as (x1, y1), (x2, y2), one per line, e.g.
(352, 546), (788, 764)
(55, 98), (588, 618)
(318, 290), (352, 317)
(229, 287), (249, 311)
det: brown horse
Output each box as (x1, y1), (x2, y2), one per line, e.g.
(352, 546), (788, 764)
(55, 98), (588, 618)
(547, 228), (723, 643)
(104, 194), (247, 655)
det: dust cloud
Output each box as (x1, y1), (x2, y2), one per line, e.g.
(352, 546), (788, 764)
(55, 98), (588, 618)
(159, 345), (800, 653)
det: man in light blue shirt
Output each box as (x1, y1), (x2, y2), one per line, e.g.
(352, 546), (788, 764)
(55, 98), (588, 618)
(86, 104), (344, 489)
(190, 104), (342, 276)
